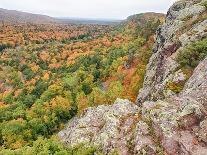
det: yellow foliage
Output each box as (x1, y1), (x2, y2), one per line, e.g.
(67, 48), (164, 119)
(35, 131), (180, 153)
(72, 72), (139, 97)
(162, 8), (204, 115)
(30, 63), (39, 72)
(42, 72), (50, 81)
(76, 92), (89, 115)
(48, 96), (71, 110)
(40, 51), (50, 61)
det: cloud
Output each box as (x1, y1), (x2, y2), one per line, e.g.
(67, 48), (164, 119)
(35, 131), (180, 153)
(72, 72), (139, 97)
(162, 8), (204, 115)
(0, 0), (176, 19)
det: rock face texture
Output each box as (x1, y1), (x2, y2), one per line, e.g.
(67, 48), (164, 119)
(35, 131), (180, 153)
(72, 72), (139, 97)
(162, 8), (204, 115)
(59, 99), (141, 154)
(180, 57), (207, 107)
(59, 0), (207, 154)
(137, 0), (207, 103)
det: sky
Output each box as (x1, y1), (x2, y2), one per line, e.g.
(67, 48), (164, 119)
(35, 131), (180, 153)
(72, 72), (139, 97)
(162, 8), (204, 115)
(0, 0), (177, 19)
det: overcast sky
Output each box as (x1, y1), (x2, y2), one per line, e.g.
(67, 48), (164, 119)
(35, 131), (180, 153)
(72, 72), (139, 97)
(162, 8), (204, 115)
(0, 0), (176, 19)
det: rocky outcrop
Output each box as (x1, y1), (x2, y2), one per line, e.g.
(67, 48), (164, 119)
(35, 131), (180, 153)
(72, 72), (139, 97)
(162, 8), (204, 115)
(59, 99), (141, 154)
(180, 57), (207, 108)
(141, 96), (207, 155)
(59, 76), (207, 154)
(137, 0), (207, 104)
(141, 60), (207, 153)
(59, 99), (163, 154)
(59, 0), (207, 154)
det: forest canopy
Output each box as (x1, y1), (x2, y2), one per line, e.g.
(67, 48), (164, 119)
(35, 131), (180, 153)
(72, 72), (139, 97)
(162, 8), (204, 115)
(0, 14), (164, 153)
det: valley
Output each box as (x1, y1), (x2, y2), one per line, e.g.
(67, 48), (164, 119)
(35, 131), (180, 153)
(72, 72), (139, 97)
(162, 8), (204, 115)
(0, 10), (164, 154)
(0, 0), (207, 154)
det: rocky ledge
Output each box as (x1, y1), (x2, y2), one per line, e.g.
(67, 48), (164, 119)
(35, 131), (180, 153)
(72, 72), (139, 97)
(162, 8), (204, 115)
(59, 99), (141, 154)
(59, 62), (207, 153)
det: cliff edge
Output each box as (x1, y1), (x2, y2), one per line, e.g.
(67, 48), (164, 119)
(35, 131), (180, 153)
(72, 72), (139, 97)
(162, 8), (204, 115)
(59, 1), (207, 154)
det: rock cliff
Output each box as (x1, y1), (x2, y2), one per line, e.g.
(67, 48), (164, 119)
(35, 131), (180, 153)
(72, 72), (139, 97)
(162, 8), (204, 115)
(137, 0), (207, 103)
(59, 0), (207, 154)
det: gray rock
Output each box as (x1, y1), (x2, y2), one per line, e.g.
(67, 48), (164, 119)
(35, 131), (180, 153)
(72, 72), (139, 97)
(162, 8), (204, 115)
(136, 0), (207, 104)
(58, 99), (141, 154)
(198, 118), (207, 143)
(180, 57), (207, 107)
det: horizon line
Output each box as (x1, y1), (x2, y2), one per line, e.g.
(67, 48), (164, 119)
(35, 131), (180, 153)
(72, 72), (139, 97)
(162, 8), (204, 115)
(0, 7), (165, 21)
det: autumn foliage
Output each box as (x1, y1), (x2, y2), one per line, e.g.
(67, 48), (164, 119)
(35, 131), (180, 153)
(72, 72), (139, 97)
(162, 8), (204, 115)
(0, 15), (163, 152)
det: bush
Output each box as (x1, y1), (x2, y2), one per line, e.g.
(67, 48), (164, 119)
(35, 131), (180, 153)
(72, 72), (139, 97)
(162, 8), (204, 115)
(166, 81), (185, 94)
(82, 83), (92, 95)
(202, 0), (207, 8)
(0, 137), (101, 155)
(68, 143), (98, 155)
(22, 67), (35, 80)
(177, 39), (207, 68)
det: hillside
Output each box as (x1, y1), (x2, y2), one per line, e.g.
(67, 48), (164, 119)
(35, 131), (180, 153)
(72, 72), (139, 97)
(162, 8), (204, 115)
(118, 12), (165, 39)
(1, 0), (206, 154)
(123, 12), (165, 28)
(0, 8), (57, 24)
(0, 8), (120, 25)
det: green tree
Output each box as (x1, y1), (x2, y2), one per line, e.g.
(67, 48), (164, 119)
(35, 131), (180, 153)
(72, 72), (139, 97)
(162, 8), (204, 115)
(82, 83), (92, 95)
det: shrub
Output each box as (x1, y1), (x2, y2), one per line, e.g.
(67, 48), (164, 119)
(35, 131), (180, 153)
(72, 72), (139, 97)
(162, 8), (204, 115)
(22, 67), (35, 80)
(177, 39), (207, 68)
(68, 143), (98, 155)
(202, 0), (207, 8)
(0, 137), (101, 155)
(166, 81), (185, 94)
(82, 83), (93, 95)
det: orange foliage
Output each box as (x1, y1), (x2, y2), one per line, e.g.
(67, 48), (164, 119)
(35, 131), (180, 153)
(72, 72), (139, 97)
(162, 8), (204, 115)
(14, 89), (23, 98)
(42, 72), (50, 81)
(39, 51), (50, 61)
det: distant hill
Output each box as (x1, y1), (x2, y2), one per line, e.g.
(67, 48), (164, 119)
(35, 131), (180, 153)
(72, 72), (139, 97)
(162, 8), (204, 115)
(0, 8), (57, 24)
(0, 8), (164, 26)
(57, 18), (121, 25)
(118, 12), (165, 39)
(122, 12), (165, 28)
(0, 8), (121, 25)
(0, 8), (165, 26)
(126, 12), (165, 22)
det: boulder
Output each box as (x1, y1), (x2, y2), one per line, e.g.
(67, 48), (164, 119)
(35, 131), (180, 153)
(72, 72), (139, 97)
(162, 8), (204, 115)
(58, 99), (141, 154)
